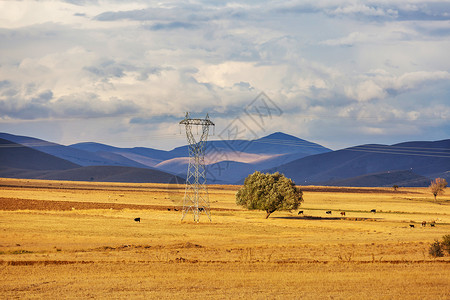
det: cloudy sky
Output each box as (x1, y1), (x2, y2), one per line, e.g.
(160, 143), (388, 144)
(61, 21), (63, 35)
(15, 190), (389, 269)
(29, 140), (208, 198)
(0, 0), (449, 150)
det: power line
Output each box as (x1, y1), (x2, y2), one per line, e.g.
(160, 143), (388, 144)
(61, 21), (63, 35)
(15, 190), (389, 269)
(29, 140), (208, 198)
(1, 133), (449, 158)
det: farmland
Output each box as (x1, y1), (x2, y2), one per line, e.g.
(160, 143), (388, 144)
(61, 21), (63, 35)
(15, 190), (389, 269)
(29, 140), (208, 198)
(0, 178), (449, 299)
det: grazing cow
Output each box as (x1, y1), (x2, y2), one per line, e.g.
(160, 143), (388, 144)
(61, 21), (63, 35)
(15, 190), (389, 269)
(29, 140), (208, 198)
(430, 221), (436, 227)
(174, 208), (179, 211)
(134, 217), (141, 223)
(409, 224), (415, 228)
(370, 209), (376, 213)
(298, 210), (304, 215)
(167, 208), (171, 211)
(326, 211), (332, 215)
(198, 207), (205, 212)
(340, 212), (346, 216)
(422, 221), (427, 227)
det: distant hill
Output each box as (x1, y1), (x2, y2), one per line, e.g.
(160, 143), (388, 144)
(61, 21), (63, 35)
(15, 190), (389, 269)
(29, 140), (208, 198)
(71, 132), (332, 183)
(0, 138), (80, 170)
(325, 170), (431, 187)
(0, 133), (149, 168)
(2, 131), (448, 187)
(269, 139), (450, 187)
(70, 142), (172, 167)
(0, 137), (185, 184)
(160, 132), (332, 183)
(33, 166), (185, 184)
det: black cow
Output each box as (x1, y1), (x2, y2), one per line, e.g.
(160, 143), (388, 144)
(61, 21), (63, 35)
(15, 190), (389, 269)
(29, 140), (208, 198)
(409, 224), (415, 228)
(198, 207), (205, 212)
(134, 217), (141, 223)
(370, 209), (376, 213)
(298, 210), (304, 215)
(326, 211), (332, 214)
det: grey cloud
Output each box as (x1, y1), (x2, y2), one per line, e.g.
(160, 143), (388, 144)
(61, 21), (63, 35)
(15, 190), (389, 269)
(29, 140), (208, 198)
(144, 22), (198, 31)
(53, 94), (139, 118)
(63, 0), (99, 6)
(83, 59), (168, 81)
(31, 90), (53, 104)
(275, 4), (321, 15)
(93, 4), (249, 24)
(0, 80), (11, 89)
(129, 114), (181, 125)
(0, 82), (139, 120)
(94, 9), (149, 21)
(274, 2), (450, 22)
(84, 62), (125, 78)
(397, 2), (450, 21)
(0, 88), (51, 120)
(94, 7), (197, 22)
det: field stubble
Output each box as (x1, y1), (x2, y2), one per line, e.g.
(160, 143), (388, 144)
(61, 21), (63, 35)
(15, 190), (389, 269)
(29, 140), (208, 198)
(0, 178), (449, 299)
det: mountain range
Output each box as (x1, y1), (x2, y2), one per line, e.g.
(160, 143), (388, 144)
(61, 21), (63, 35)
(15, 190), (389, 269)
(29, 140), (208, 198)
(0, 132), (448, 187)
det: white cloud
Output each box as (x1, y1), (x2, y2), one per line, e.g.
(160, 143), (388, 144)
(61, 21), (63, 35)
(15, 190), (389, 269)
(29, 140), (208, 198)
(328, 4), (398, 17)
(0, 0), (449, 149)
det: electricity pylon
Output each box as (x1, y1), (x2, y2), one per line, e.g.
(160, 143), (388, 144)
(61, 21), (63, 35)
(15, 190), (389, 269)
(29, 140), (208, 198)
(180, 112), (214, 222)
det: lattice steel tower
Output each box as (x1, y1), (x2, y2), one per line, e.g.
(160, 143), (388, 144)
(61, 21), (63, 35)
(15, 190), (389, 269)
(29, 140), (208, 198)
(180, 112), (214, 222)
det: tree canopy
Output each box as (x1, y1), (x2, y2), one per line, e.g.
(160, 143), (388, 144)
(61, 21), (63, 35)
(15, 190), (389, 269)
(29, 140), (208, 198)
(429, 178), (447, 201)
(236, 171), (303, 219)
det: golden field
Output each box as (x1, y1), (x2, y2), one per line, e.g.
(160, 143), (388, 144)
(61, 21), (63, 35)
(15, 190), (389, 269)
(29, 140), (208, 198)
(0, 178), (449, 299)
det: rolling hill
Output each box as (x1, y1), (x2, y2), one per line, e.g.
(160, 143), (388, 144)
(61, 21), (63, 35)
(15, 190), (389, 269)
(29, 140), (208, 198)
(0, 138), (80, 170)
(0, 137), (185, 184)
(33, 166), (185, 184)
(268, 139), (450, 186)
(1, 131), (448, 186)
(70, 132), (332, 183)
(324, 170), (432, 187)
(0, 133), (149, 168)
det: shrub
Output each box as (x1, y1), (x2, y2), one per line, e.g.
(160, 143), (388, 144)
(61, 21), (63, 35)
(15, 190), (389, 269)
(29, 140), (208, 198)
(429, 240), (444, 258)
(442, 234), (450, 255)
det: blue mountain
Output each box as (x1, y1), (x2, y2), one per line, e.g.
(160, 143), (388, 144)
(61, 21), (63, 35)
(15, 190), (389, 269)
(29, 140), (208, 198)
(269, 139), (450, 186)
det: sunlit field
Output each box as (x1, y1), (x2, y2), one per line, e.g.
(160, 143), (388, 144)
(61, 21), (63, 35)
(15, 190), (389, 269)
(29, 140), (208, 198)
(1, 178), (449, 299)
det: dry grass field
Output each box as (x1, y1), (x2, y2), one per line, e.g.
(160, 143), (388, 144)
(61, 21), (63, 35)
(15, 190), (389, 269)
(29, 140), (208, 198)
(0, 178), (449, 299)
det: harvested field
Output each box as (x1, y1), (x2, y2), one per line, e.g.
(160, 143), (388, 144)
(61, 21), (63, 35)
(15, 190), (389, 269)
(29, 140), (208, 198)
(0, 178), (449, 299)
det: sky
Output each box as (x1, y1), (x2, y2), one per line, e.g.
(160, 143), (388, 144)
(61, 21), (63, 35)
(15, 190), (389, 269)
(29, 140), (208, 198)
(0, 0), (449, 151)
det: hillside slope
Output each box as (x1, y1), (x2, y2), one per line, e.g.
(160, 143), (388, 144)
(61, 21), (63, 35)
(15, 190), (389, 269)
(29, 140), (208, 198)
(0, 138), (80, 170)
(0, 133), (148, 168)
(34, 166), (185, 184)
(271, 139), (450, 186)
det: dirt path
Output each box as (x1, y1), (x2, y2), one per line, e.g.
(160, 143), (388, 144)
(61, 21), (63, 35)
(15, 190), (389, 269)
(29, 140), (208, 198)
(0, 197), (236, 211)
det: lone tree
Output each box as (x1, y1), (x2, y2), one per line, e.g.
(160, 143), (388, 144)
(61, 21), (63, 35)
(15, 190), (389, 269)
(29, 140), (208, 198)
(236, 171), (303, 219)
(429, 178), (447, 201)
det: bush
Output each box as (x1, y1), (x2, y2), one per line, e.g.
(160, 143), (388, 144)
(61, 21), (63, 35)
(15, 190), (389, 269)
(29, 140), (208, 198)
(429, 240), (444, 258)
(442, 234), (450, 255)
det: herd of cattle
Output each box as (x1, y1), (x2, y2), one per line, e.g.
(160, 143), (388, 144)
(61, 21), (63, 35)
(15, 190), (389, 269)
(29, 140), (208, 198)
(133, 208), (438, 228)
(296, 209), (437, 228)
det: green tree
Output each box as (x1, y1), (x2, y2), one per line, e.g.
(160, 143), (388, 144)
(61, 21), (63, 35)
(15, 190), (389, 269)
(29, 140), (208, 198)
(236, 171), (303, 219)
(429, 178), (447, 201)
